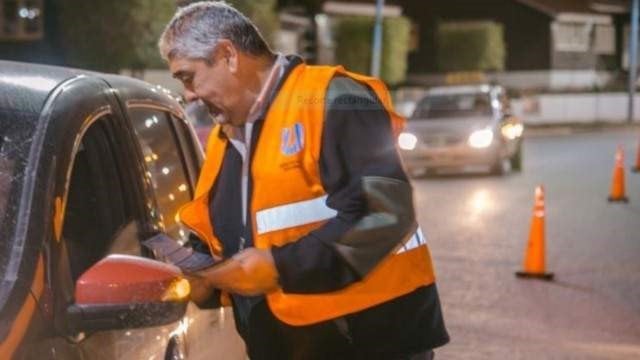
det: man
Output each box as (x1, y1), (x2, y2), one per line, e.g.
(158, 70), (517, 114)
(159, 2), (449, 359)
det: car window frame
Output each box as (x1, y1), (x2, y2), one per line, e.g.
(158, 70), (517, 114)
(51, 103), (153, 338)
(125, 102), (201, 242)
(61, 113), (135, 280)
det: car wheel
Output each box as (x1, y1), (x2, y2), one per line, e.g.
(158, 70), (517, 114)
(510, 144), (523, 172)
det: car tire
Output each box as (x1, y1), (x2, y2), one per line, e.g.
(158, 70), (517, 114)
(510, 144), (523, 172)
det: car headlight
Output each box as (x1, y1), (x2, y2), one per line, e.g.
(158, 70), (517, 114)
(468, 129), (494, 148)
(398, 132), (418, 150)
(501, 123), (524, 140)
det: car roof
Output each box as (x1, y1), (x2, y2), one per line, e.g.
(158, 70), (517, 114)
(0, 60), (93, 115)
(426, 84), (500, 96)
(0, 60), (181, 118)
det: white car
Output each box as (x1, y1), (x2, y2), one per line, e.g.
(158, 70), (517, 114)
(399, 84), (523, 176)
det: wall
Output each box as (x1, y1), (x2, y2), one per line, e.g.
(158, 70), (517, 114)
(512, 93), (640, 124)
(407, 70), (619, 91)
(394, 89), (640, 125)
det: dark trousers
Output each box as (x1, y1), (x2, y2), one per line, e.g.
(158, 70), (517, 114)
(245, 300), (434, 360)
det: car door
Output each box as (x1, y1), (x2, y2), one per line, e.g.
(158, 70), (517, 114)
(17, 77), (189, 360)
(125, 103), (246, 359)
(61, 115), (191, 360)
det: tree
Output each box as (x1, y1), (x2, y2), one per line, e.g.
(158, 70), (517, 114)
(57, 0), (280, 72)
(177, 0), (280, 46)
(277, 0), (323, 13)
(57, 0), (175, 72)
(227, 0), (279, 45)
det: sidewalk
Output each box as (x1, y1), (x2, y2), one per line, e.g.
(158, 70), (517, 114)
(524, 122), (640, 137)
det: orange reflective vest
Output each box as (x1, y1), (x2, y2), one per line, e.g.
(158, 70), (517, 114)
(179, 63), (436, 326)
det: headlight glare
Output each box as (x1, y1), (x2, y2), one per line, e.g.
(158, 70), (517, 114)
(501, 123), (524, 140)
(468, 129), (494, 148)
(398, 132), (418, 150)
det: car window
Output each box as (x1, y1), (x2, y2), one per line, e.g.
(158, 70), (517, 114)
(129, 108), (193, 243)
(62, 117), (141, 282)
(184, 100), (214, 147)
(170, 113), (202, 181)
(413, 93), (493, 119)
(0, 110), (37, 281)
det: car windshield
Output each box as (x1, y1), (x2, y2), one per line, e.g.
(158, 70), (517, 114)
(412, 93), (493, 119)
(0, 109), (37, 282)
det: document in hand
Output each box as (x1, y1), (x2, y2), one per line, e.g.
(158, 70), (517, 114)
(142, 233), (216, 273)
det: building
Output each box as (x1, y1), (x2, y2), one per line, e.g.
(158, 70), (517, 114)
(0, 0), (64, 65)
(393, 0), (629, 73)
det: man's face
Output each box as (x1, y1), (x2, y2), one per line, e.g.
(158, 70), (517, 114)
(169, 49), (242, 126)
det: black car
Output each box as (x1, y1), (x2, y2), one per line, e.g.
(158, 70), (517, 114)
(0, 61), (244, 359)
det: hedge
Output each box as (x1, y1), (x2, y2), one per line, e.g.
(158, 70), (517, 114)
(333, 15), (411, 86)
(436, 21), (506, 72)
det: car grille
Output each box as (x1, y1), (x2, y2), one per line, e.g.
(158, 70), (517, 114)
(422, 134), (465, 147)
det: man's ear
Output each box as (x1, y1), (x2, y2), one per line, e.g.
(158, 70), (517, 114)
(218, 39), (238, 73)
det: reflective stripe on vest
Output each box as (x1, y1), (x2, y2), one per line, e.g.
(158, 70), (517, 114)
(256, 195), (337, 235)
(256, 194), (426, 253)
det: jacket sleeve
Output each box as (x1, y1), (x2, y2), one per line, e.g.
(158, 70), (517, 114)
(270, 76), (416, 294)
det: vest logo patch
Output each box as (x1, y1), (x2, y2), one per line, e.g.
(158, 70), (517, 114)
(281, 122), (304, 155)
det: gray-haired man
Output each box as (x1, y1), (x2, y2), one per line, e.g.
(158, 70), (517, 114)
(159, 2), (448, 359)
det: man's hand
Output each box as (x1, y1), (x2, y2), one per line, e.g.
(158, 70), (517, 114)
(196, 248), (279, 296)
(184, 272), (215, 305)
(231, 248), (279, 295)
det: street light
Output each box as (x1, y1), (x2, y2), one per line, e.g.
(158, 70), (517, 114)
(370, 0), (384, 78)
(629, 0), (639, 123)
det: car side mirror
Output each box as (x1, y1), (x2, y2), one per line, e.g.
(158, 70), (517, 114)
(66, 254), (190, 333)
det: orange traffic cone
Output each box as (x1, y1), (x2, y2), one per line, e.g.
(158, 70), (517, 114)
(608, 146), (629, 203)
(632, 140), (640, 173)
(516, 186), (554, 280)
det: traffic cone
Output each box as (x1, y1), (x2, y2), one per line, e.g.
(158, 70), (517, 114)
(516, 186), (554, 280)
(608, 146), (629, 203)
(632, 140), (640, 173)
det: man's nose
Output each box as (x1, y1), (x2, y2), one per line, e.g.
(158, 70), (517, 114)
(183, 88), (198, 103)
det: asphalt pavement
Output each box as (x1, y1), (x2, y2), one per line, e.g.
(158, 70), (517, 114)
(415, 127), (640, 359)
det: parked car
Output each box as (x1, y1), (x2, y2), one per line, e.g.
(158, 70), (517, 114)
(0, 61), (245, 359)
(398, 84), (523, 176)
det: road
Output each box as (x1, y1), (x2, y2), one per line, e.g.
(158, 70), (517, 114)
(415, 128), (640, 359)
